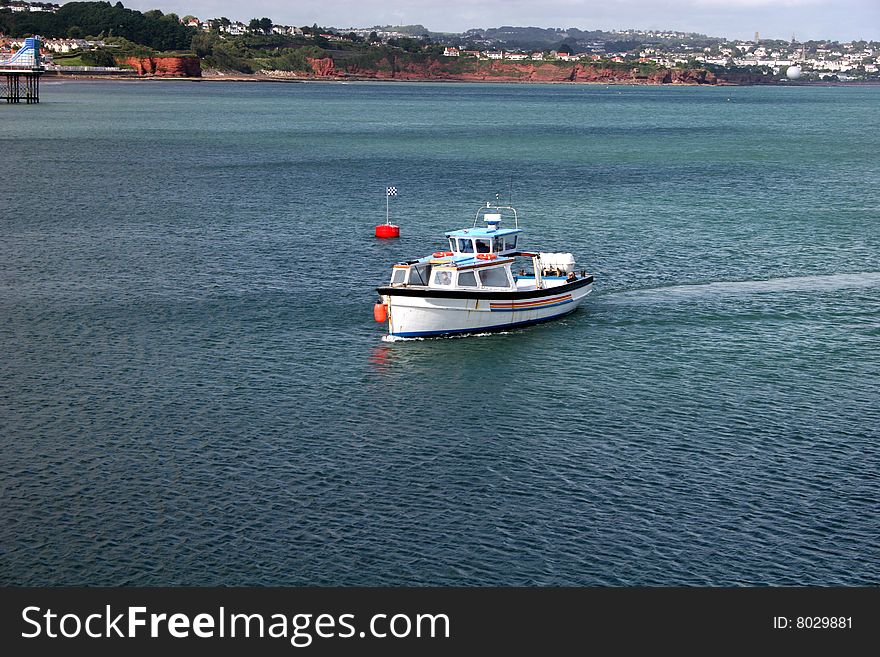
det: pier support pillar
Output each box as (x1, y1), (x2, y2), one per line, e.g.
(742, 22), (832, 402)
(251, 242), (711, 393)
(1, 70), (42, 104)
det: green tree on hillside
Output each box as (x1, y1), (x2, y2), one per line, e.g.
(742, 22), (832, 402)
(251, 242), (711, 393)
(191, 30), (218, 58)
(387, 36), (423, 53)
(0, 2), (195, 51)
(249, 17), (272, 34)
(81, 48), (116, 66)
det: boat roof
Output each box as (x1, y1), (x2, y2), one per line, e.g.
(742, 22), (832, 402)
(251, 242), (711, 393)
(445, 227), (522, 238)
(410, 254), (515, 268)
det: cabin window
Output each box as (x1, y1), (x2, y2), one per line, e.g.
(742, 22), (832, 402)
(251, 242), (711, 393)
(493, 236), (505, 252)
(504, 235), (518, 251)
(433, 270), (453, 286)
(408, 264), (432, 286)
(479, 267), (510, 288)
(457, 271), (477, 287)
(391, 268), (406, 285)
(449, 238), (456, 252)
(457, 238), (474, 253)
(475, 239), (491, 254)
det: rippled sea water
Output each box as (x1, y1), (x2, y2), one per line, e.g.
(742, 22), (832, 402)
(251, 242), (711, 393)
(1, 80), (878, 585)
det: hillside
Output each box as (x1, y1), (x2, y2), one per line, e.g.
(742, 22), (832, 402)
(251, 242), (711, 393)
(1, 2), (780, 83)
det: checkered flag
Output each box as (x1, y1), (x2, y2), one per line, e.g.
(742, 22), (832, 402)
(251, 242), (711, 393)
(386, 186), (398, 197)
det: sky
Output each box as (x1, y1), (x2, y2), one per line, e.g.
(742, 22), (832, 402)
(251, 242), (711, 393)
(114, 1), (880, 42)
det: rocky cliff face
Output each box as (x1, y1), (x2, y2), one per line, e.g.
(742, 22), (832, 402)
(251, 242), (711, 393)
(646, 68), (718, 84)
(306, 57), (336, 77)
(123, 56), (201, 77)
(302, 57), (720, 85)
(714, 71), (777, 84)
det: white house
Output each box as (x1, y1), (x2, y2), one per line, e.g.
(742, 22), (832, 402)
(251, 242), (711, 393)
(272, 25), (303, 36)
(42, 38), (89, 53)
(222, 22), (248, 36)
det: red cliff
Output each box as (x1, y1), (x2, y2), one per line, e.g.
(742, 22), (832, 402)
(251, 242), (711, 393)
(307, 57), (336, 77)
(308, 58), (718, 85)
(122, 56), (201, 77)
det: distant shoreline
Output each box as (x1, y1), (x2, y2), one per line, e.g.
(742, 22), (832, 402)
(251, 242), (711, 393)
(44, 75), (723, 85)
(40, 71), (880, 87)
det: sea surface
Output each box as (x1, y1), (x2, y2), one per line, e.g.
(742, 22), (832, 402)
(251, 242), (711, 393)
(1, 80), (878, 586)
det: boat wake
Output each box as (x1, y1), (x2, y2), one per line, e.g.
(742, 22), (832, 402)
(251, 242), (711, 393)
(381, 334), (423, 342)
(606, 272), (880, 304)
(381, 331), (511, 342)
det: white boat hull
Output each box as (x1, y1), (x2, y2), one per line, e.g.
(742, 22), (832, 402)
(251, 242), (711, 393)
(381, 280), (593, 337)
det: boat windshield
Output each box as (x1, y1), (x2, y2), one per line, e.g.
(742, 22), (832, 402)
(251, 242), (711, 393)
(407, 264), (432, 286)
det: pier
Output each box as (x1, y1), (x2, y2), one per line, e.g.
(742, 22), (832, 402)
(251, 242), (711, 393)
(1, 69), (42, 103)
(0, 38), (44, 104)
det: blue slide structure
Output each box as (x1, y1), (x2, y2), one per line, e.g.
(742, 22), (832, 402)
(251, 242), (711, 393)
(0, 37), (42, 68)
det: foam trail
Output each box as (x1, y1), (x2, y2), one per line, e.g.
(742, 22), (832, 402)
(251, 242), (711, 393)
(381, 331), (510, 343)
(381, 334), (422, 343)
(607, 272), (880, 304)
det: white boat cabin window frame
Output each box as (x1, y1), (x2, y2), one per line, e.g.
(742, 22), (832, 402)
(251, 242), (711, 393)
(457, 270), (478, 287)
(475, 238), (491, 254)
(390, 267), (407, 286)
(432, 269), (454, 287)
(478, 265), (512, 289)
(456, 238), (474, 254)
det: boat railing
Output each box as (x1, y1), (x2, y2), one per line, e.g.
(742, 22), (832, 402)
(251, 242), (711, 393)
(473, 202), (519, 229)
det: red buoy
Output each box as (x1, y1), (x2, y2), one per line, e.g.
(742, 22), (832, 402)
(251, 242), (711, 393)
(375, 224), (400, 238)
(373, 301), (388, 323)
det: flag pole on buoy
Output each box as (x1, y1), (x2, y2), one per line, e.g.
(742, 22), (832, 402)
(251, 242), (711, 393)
(385, 185), (392, 224)
(375, 185), (400, 238)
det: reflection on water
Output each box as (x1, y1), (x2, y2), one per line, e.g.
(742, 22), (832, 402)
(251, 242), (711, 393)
(367, 344), (393, 373)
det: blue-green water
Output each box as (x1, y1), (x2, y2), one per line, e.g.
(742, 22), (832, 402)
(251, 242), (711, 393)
(1, 80), (878, 585)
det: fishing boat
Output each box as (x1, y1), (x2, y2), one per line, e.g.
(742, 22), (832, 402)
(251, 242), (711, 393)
(374, 201), (593, 337)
